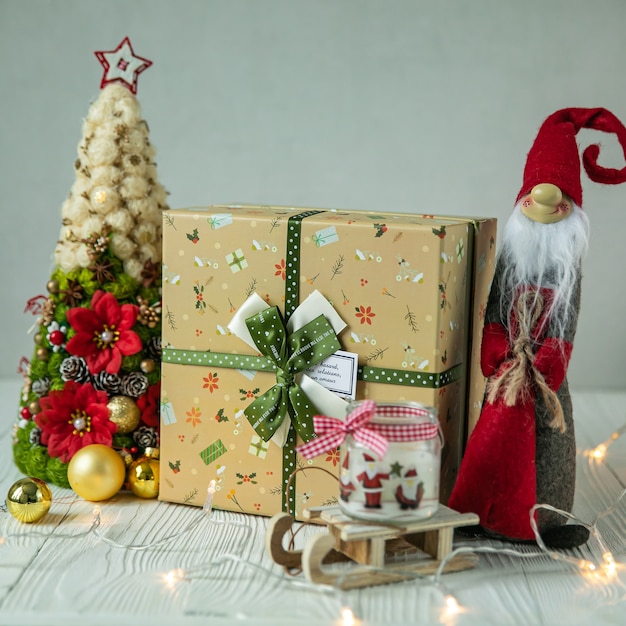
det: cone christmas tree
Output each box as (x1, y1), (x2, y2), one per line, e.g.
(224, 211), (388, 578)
(14, 38), (168, 489)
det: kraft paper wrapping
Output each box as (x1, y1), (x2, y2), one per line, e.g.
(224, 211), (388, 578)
(160, 205), (496, 519)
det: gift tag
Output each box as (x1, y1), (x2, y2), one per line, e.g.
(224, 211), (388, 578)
(304, 350), (358, 400)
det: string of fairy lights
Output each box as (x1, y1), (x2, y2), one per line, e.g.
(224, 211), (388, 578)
(2, 423), (626, 625)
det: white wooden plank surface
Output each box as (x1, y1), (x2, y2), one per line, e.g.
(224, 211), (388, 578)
(1, 379), (625, 626)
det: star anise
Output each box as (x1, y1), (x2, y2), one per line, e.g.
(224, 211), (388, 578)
(59, 279), (85, 307)
(140, 259), (160, 288)
(89, 258), (116, 284)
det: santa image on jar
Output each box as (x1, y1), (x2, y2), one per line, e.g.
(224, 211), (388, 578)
(394, 466), (425, 510)
(339, 450), (356, 502)
(355, 453), (390, 509)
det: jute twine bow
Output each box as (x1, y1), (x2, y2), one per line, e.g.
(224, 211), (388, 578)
(486, 291), (565, 433)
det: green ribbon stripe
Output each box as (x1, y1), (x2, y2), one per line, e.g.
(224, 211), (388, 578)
(284, 210), (326, 321)
(163, 348), (462, 390)
(357, 363), (463, 388)
(163, 349), (276, 372)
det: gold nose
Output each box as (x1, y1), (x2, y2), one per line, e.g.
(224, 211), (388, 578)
(530, 183), (562, 207)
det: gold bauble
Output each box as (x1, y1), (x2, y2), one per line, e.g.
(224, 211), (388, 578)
(46, 279), (59, 294)
(140, 358), (155, 374)
(28, 400), (41, 415)
(35, 347), (49, 361)
(67, 444), (126, 501)
(34, 332), (43, 345)
(6, 477), (52, 523)
(107, 396), (141, 434)
(127, 448), (160, 499)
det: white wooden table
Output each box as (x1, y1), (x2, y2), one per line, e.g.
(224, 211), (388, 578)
(1, 378), (625, 626)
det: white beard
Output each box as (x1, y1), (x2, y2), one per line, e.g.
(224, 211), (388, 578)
(496, 205), (590, 340)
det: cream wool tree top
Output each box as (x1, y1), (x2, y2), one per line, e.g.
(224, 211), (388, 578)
(55, 83), (168, 282)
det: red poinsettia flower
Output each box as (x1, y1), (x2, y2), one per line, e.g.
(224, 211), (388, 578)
(65, 290), (141, 374)
(35, 381), (116, 463)
(137, 383), (161, 428)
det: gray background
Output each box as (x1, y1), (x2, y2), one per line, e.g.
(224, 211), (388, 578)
(1, 0), (625, 392)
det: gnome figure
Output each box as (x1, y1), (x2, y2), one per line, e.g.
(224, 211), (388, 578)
(449, 108), (626, 549)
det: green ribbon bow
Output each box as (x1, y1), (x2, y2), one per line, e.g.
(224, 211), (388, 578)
(243, 306), (341, 443)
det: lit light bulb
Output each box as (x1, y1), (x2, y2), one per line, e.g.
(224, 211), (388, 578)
(578, 559), (600, 583)
(588, 422), (626, 461)
(445, 595), (460, 614)
(339, 607), (356, 626)
(590, 444), (607, 461)
(602, 552), (617, 579)
(203, 480), (217, 515)
(164, 568), (184, 589)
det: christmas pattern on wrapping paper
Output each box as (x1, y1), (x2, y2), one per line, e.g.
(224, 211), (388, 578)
(160, 206), (483, 517)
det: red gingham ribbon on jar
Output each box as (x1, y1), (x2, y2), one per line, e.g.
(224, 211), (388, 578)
(296, 399), (439, 460)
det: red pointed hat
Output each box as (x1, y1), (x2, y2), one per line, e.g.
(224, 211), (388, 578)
(516, 108), (626, 207)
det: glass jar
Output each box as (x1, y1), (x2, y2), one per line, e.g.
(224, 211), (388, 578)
(339, 401), (441, 522)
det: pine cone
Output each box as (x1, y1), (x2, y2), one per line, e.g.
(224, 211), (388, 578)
(121, 372), (149, 398)
(145, 336), (161, 361)
(29, 427), (42, 446)
(92, 371), (122, 395)
(31, 377), (51, 397)
(60, 356), (90, 383)
(133, 425), (158, 449)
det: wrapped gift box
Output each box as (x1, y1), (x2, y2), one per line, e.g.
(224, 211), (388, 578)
(159, 205), (496, 519)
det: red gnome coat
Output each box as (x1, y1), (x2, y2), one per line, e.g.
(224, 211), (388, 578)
(449, 108), (626, 549)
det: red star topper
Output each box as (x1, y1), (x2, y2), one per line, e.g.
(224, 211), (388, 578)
(94, 37), (152, 94)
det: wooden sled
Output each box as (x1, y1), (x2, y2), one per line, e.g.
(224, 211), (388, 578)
(266, 504), (480, 590)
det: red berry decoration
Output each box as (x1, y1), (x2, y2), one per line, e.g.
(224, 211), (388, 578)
(46, 321), (68, 352)
(20, 407), (32, 420)
(49, 330), (65, 346)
